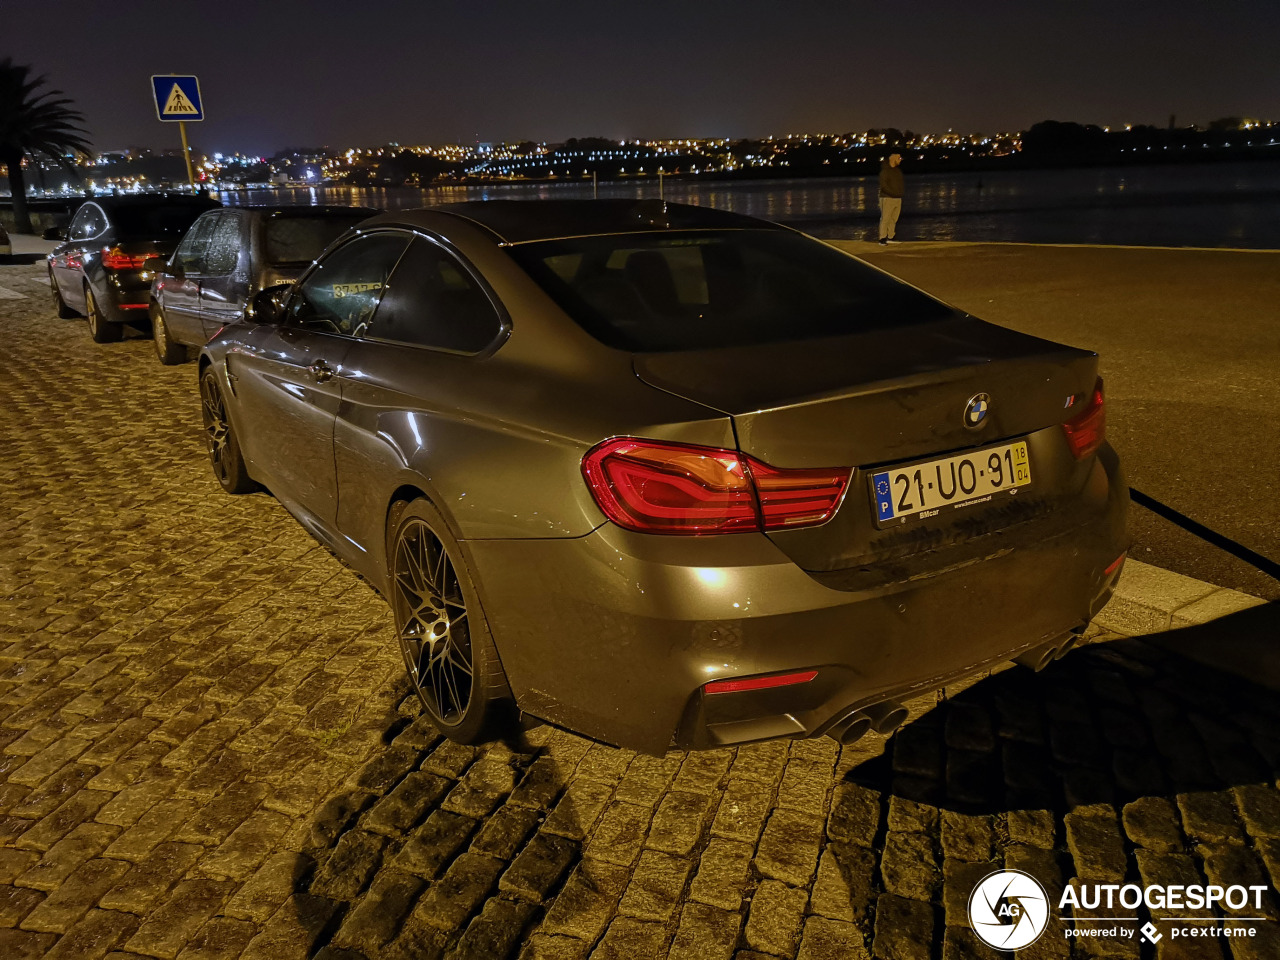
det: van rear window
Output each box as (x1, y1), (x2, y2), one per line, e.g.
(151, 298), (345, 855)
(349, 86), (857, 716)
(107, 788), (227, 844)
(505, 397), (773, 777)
(266, 216), (367, 264)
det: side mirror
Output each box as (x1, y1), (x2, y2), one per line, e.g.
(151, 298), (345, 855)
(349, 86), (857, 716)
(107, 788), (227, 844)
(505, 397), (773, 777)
(244, 283), (291, 325)
(43, 226), (68, 242)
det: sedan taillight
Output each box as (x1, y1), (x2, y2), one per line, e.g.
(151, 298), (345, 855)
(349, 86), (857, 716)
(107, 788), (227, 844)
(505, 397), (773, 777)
(1062, 377), (1106, 459)
(582, 437), (850, 535)
(101, 246), (148, 270)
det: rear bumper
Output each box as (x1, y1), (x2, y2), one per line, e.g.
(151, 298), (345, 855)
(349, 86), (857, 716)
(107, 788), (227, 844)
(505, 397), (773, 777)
(96, 274), (152, 323)
(466, 444), (1127, 754)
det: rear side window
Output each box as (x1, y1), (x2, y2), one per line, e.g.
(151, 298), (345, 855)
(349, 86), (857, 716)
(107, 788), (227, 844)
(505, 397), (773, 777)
(110, 202), (219, 241)
(507, 230), (955, 352)
(265, 216), (367, 265)
(364, 238), (502, 353)
(286, 233), (410, 336)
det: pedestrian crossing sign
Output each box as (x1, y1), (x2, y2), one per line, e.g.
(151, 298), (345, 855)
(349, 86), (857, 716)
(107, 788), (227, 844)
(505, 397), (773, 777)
(151, 75), (204, 122)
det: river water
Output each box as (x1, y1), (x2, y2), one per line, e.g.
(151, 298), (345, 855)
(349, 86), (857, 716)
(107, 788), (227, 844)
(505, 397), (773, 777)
(218, 160), (1280, 249)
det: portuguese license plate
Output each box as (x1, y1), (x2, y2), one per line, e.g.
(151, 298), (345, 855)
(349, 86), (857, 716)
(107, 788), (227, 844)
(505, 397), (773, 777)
(871, 440), (1031, 526)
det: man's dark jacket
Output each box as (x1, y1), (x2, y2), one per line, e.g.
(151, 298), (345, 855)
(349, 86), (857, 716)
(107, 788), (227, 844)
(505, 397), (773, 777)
(879, 161), (904, 198)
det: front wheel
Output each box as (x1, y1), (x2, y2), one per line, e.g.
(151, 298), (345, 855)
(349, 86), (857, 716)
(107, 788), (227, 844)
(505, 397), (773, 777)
(199, 368), (256, 494)
(151, 304), (186, 365)
(85, 286), (122, 343)
(387, 498), (511, 743)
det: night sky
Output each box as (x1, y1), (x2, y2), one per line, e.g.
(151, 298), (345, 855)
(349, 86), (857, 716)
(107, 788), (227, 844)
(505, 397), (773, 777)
(6, 0), (1279, 156)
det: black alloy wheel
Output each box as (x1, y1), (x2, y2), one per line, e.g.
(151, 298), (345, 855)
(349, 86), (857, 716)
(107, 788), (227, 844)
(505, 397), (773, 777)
(199, 369), (256, 494)
(85, 286), (122, 343)
(389, 500), (509, 742)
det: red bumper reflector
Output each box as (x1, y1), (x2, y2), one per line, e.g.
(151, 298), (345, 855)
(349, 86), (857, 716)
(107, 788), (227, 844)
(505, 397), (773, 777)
(1104, 553), (1126, 576)
(704, 670), (818, 695)
(118, 303), (150, 310)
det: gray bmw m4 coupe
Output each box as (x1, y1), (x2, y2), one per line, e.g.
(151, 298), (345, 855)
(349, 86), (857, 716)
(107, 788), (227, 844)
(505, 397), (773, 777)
(197, 200), (1127, 755)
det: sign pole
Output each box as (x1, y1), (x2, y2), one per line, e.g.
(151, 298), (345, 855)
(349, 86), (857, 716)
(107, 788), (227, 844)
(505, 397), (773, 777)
(178, 120), (196, 192)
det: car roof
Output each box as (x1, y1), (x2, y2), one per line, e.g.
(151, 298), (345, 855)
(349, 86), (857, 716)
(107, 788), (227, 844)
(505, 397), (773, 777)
(88, 194), (220, 207)
(382, 199), (783, 244)
(232, 205), (379, 218)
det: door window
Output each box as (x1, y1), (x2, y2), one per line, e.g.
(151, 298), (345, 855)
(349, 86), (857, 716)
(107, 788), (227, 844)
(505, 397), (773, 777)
(365, 238), (503, 353)
(204, 214), (241, 276)
(285, 233), (410, 336)
(173, 215), (217, 275)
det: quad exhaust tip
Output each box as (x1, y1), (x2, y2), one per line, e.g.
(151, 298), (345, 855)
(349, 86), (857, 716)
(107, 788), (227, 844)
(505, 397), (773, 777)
(827, 699), (909, 745)
(1014, 625), (1087, 672)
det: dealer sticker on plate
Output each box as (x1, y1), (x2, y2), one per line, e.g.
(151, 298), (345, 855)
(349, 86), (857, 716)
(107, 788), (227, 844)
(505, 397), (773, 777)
(872, 440), (1031, 525)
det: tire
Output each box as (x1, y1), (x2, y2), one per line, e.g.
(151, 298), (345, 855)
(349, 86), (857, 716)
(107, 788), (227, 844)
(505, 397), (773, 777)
(85, 286), (122, 343)
(387, 498), (512, 743)
(151, 304), (187, 365)
(199, 368), (257, 494)
(50, 270), (78, 318)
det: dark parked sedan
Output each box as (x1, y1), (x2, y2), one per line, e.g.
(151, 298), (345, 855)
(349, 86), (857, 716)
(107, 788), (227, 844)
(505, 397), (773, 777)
(149, 204), (377, 364)
(46, 195), (221, 342)
(198, 200), (1128, 754)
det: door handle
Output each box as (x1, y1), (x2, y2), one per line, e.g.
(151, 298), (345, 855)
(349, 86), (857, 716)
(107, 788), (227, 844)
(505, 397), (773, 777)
(308, 360), (335, 383)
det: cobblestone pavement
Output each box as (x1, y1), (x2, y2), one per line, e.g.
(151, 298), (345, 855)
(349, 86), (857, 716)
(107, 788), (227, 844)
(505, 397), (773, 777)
(2, 261), (1278, 960)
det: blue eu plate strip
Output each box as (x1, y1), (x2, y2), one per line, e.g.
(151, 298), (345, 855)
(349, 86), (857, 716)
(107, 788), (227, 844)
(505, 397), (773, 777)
(873, 472), (894, 521)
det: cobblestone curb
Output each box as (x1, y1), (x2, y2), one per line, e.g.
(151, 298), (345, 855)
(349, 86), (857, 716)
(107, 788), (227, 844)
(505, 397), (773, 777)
(1096, 559), (1267, 637)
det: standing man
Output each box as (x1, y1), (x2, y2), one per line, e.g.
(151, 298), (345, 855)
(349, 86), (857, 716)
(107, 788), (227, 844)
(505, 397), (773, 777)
(878, 153), (904, 243)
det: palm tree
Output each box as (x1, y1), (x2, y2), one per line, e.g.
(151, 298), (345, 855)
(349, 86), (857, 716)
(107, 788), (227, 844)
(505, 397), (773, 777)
(0, 59), (91, 234)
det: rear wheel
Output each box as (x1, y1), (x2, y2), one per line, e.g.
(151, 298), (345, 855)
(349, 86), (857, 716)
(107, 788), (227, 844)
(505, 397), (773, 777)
(388, 498), (511, 743)
(199, 368), (256, 494)
(85, 286), (122, 343)
(50, 270), (77, 318)
(151, 304), (186, 365)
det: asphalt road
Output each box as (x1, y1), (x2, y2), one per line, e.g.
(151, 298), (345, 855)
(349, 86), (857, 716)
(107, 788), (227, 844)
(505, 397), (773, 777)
(838, 241), (1280, 601)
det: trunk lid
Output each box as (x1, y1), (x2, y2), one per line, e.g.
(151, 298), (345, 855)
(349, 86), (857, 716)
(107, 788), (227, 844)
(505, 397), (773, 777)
(633, 316), (1101, 572)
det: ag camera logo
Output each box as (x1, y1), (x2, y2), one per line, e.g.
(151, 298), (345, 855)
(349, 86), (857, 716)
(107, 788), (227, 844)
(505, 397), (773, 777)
(969, 870), (1050, 950)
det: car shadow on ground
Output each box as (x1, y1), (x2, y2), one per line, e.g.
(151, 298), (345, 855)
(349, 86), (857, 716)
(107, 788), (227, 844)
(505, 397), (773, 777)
(268, 603), (1280, 960)
(848, 602), (1280, 815)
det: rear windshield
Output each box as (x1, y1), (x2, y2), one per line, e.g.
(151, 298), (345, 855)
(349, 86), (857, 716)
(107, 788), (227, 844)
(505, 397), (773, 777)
(506, 229), (955, 352)
(110, 202), (219, 241)
(265, 215), (367, 264)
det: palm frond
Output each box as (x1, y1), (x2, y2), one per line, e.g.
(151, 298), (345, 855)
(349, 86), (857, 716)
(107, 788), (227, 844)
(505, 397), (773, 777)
(0, 57), (93, 164)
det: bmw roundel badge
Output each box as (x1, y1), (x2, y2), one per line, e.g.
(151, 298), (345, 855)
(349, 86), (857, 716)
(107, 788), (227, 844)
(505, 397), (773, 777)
(964, 393), (991, 429)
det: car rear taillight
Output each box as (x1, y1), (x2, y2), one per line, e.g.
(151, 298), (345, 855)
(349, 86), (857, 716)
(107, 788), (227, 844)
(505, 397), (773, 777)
(101, 246), (148, 270)
(1062, 377), (1105, 459)
(582, 438), (850, 535)
(748, 459), (854, 529)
